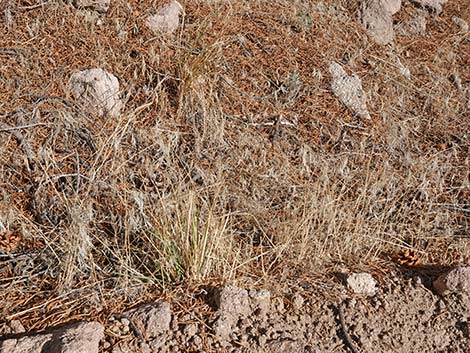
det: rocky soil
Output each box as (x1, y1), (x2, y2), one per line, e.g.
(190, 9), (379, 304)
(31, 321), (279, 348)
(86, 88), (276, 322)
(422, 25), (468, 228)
(1, 0), (469, 352)
(1, 268), (469, 353)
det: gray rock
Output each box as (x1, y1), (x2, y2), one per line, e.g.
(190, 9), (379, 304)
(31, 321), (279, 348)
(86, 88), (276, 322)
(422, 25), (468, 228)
(68, 68), (123, 118)
(124, 302), (172, 339)
(183, 323), (198, 338)
(360, 0), (401, 45)
(0, 334), (52, 353)
(433, 266), (470, 296)
(0, 321), (104, 353)
(145, 1), (183, 35)
(347, 272), (377, 296)
(72, 0), (110, 13)
(329, 62), (370, 120)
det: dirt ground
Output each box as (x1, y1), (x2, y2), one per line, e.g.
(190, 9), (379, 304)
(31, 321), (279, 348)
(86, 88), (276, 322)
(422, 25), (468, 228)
(1, 270), (469, 352)
(100, 270), (469, 353)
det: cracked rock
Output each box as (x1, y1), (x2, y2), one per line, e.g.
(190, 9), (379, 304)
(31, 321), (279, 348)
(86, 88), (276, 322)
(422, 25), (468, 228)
(329, 62), (370, 120)
(69, 68), (123, 118)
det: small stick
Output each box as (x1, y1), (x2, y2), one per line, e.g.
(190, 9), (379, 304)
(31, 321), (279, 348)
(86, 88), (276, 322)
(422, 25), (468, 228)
(0, 122), (48, 132)
(337, 304), (360, 353)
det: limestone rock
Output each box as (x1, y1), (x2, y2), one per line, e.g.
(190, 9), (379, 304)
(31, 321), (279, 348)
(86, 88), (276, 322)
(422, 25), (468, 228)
(411, 0), (447, 14)
(72, 0), (110, 13)
(0, 321), (103, 353)
(69, 68), (123, 118)
(329, 62), (370, 120)
(360, 0), (401, 45)
(433, 266), (470, 296)
(347, 272), (377, 296)
(124, 302), (172, 339)
(145, 1), (183, 35)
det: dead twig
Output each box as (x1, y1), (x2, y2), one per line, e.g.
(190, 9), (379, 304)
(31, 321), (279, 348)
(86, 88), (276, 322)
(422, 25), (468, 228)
(337, 304), (360, 353)
(0, 121), (36, 171)
(0, 122), (49, 132)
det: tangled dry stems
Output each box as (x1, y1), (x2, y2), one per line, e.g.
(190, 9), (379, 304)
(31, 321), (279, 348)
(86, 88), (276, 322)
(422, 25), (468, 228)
(0, 0), (468, 328)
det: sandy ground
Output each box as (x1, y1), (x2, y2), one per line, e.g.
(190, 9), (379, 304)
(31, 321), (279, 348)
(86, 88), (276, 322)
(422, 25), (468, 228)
(105, 272), (469, 353)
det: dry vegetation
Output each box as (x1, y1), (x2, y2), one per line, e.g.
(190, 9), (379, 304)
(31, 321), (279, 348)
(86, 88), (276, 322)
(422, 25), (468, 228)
(0, 0), (469, 328)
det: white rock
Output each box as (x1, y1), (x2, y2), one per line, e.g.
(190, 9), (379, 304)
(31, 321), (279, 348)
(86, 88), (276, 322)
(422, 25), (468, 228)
(433, 266), (470, 296)
(69, 68), (123, 118)
(360, 0), (401, 45)
(329, 62), (371, 120)
(145, 1), (183, 35)
(347, 272), (377, 296)
(0, 321), (104, 353)
(124, 302), (172, 339)
(412, 0), (447, 14)
(72, 0), (110, 13)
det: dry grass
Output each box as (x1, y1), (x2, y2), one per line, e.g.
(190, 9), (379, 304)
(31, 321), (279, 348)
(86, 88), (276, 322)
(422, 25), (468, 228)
(0, 0), (469, 329)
